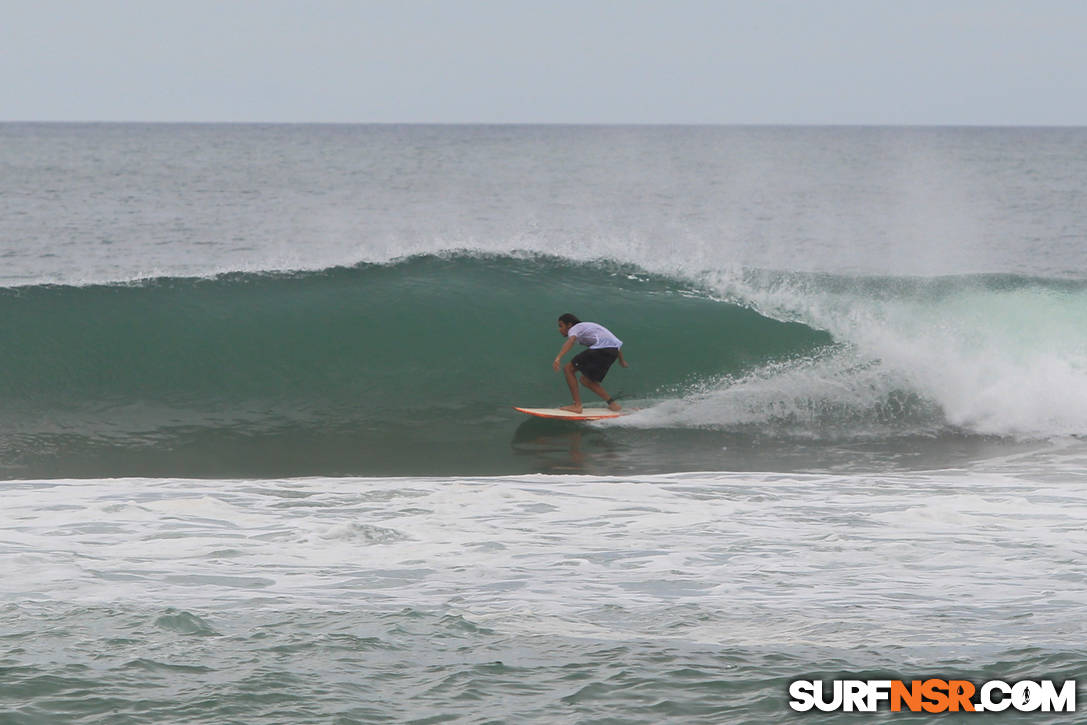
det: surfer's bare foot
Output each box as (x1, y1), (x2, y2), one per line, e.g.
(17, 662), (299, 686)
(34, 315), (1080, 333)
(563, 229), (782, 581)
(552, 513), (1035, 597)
(560, 404), (583, 413)
(607, 400), (622, 412)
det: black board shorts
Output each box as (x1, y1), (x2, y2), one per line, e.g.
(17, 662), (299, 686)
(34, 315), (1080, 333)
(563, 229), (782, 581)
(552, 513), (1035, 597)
(571, 347), (620, 383)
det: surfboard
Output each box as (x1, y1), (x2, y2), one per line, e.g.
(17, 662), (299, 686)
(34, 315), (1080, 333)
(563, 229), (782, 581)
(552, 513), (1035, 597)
(513, 406), (626, 421)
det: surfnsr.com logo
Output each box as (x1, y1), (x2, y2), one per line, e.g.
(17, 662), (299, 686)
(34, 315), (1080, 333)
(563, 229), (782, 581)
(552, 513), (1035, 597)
(789, 679), (1076, 713)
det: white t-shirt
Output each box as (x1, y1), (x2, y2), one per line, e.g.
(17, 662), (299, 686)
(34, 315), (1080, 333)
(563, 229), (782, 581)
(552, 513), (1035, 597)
(568, 322), (623, 350)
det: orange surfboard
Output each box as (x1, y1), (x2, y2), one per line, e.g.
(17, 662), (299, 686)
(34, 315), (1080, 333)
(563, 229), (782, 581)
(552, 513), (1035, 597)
(513, 406), (627, 421)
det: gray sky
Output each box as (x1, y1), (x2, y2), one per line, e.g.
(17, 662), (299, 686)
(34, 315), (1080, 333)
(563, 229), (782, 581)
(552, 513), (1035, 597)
(3, 0), (1086, 125)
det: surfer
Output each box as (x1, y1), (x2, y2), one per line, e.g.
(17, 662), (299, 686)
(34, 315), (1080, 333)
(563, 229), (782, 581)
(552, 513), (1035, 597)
(552, 313), (628, 413)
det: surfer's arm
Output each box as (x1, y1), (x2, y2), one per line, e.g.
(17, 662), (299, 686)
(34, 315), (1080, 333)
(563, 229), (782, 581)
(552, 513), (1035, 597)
(618, 349), (629, 368)
(552, 338), (576, 371)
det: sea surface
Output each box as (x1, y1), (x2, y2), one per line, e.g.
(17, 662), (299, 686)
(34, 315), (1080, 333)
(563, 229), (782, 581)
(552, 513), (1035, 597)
(2, 123), (1087, 722)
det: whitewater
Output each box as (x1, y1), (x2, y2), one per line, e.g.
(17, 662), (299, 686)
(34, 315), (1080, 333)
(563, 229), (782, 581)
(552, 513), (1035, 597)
(2, 123), (1087, 723)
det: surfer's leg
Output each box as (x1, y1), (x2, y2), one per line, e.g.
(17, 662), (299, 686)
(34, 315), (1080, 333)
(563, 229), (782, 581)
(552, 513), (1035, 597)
(580, 376), (622, 411)
(560, 362), (583, 412)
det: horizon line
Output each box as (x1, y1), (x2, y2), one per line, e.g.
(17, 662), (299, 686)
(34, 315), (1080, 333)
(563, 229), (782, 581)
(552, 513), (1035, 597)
(4, 119), (1087, 129)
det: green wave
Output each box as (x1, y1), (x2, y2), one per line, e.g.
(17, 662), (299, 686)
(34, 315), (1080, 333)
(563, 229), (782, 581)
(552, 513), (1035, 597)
(0, 253), (831, 477)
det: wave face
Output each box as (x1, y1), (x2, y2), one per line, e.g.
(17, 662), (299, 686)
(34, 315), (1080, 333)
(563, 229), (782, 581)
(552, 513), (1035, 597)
(0, 253), (828, 478)
(3, 252), (1085, 478)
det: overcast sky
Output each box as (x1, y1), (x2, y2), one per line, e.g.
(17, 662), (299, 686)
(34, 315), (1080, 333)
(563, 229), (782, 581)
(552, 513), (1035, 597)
(3, 0), (1086, 125)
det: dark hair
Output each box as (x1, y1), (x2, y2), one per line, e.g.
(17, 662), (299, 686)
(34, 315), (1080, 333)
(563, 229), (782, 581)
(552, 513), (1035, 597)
(558, 313), (581, 325)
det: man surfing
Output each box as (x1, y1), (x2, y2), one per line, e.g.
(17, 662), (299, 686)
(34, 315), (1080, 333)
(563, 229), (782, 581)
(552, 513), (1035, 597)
(552, 313), (629, 413)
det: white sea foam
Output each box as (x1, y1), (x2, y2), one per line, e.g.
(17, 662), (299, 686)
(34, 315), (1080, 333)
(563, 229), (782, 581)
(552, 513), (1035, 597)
(5, 464), (1087, 650)
(622, 271), (1087, 440)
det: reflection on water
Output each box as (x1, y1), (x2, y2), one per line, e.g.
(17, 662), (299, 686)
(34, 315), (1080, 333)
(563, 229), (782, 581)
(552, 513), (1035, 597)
(509, 418), (630, 475)
(1, 414), (1064, 480)
(509, 418), (1059, 477)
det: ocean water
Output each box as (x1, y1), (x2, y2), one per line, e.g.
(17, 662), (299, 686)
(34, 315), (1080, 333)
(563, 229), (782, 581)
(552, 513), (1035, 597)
(2, 123), (1087, 722)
